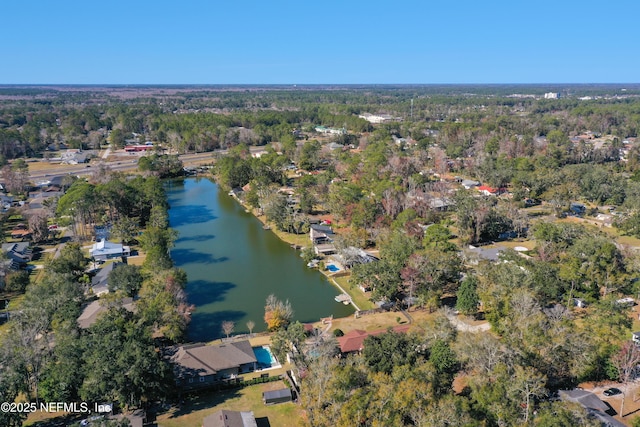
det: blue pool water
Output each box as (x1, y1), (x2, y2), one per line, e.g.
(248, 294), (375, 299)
(253, 346), (277, 367)
(327, 264), (340, 272)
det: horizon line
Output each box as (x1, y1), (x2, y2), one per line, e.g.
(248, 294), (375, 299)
(1, 83), (639, 87)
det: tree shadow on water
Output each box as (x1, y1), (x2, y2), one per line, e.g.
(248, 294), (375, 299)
(175, 234), (216, 244)
(171, 248), (229, 265)
(188, 309), (247, 342)
(169, 204), (217, 227)
(187, 280), (236, 306)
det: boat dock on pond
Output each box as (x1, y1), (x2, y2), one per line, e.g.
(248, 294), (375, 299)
(335, 294), (352, 305)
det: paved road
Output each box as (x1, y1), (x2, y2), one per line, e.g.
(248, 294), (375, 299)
(28, 151), (219, 181)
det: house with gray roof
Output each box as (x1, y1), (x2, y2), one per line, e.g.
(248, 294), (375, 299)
(77, 297), (135, 329)
(203, 410), (257, 427)
(310, 224), (333, 244)
(464, 245), (507, 263)
(558, 389), (624, 427)
(90, 262), (123, 296)
(2, 242), (33, 270)
(90, 239), (130, 262)
(169, 340), (257, 389)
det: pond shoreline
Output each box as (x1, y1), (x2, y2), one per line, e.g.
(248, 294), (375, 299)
(167, 178), (354, 341)
(226, 190), (363, 312)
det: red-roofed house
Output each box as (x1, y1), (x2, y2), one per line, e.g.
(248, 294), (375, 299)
(477, 185), (498, 196)
(337, 325), (411, 355)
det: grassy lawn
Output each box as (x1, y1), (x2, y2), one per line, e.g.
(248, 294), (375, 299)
(332, 275), (376, 311)
(155, 381), (303, 427)
(558, 217), (640, 248)
(257, 216), (310, 248)
(329, 310), (415, 335)
(125, 250), (146, 266)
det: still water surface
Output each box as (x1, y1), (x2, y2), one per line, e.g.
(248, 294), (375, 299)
(166, 178), (354, 342)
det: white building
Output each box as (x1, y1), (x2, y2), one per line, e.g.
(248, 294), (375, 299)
(358, 113), (395, 124)
(90, 239), (131, 262)
(544, 92), (560, 99)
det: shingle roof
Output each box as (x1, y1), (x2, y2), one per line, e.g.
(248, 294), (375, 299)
(77, 297), (135, 329)
(91, 262), (123, 295)
(171, 341), (257, 378)
(203, 410), (257, 427)
(337, 325), (411, 354)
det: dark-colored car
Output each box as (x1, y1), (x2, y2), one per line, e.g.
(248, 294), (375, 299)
(603, 387), (622, 396)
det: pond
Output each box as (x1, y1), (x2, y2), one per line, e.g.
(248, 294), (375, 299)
(166, 178), (354, 342)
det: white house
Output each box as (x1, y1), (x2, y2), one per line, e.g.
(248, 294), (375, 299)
(90, 239), (130, 262)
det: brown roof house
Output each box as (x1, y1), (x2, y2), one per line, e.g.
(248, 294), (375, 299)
(203, 410), (257, 427)
(337, 325), (410, 355)
(77, 298), (136, 329)
(169, 341), (257, 389)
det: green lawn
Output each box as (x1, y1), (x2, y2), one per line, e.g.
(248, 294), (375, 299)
(155, 381), (303, 427)
(333, 275), (376, 311)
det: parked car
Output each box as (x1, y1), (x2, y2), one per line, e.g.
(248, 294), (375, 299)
(603, 387), (622, 396)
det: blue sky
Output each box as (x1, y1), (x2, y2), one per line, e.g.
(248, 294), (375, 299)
(1, 0), (637, 84)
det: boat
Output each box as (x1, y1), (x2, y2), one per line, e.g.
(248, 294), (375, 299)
(263, 225), (271, 230)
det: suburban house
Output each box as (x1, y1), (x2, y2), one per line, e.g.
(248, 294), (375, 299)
(333, 247), (378, 269)
(90, 239), (130, 262)
(203, 410), (257, 427)
(27, 190), (63, 212)
(310, 224), (333, 244)
(464, 245), (507, 264)
(428, 197), (454, 211)
(460, 179), (480, 189)
(94, 225), (111, 241)
(314, 243), (337, 256)
(558, 389), (624, 427)
(90, 262), (123, 296)
(77, 297), (135, 329)
(337, 325), (411, 355)
(314, 126), (346, 135)
(476, 185), (498, 196)
(0, 195), (14, 210)
(2, 242), (33, 270)
(169, 341), (258, 389)
(10, 224), (31, 240)
(250, 150), (268, 158)
(633, 331), (640, 345)
(570, 202), (586, 216)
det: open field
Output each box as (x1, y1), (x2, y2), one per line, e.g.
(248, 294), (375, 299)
(155, 380), (302, 427)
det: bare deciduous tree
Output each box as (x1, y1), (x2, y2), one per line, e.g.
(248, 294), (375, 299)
(612, 341), (640, 417)
(246, 320), (255, 336)
(221, 321), (235, 339)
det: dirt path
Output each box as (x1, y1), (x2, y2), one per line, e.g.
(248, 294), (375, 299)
(446, 313), (491, 332)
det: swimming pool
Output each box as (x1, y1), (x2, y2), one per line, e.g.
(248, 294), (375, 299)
(253, 346), (278, 369)
(326, 264), (340, 272)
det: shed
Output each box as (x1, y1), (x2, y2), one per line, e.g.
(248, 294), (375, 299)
(263, 388), (292, 405)
(203, 409), (257, 427)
